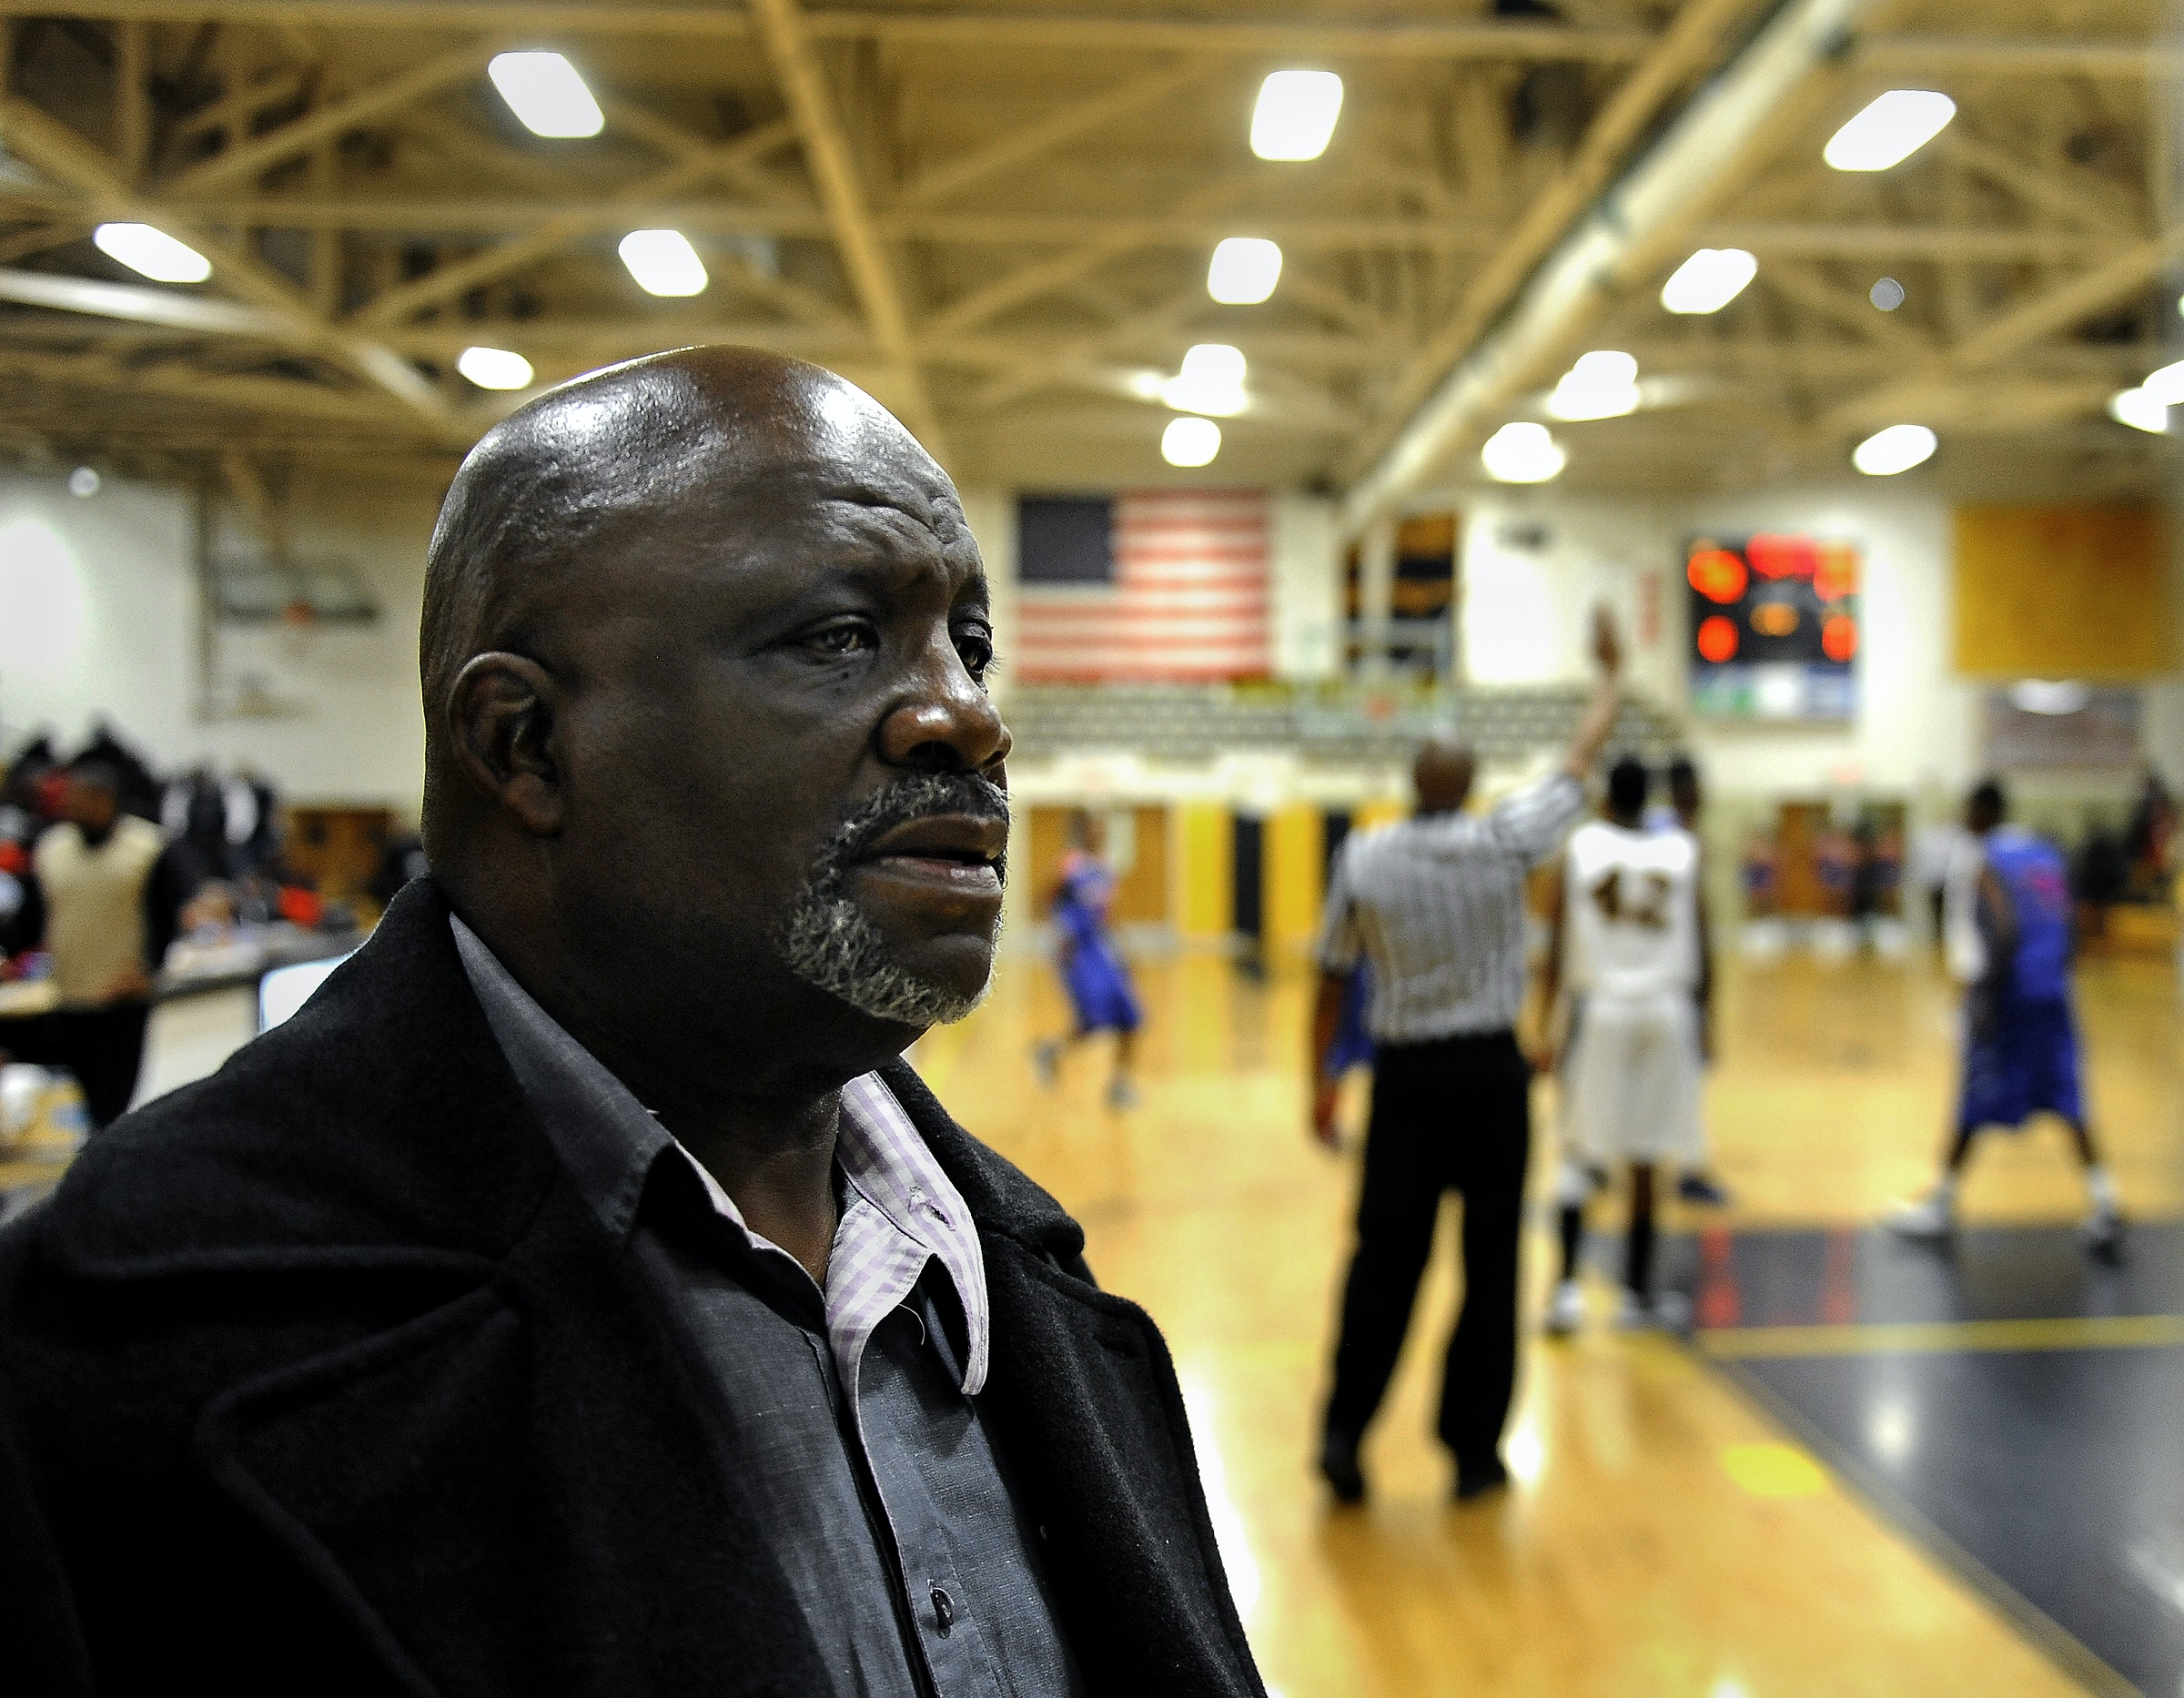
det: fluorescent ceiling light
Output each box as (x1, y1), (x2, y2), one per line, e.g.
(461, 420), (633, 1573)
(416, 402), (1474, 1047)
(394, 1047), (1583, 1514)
(619, 228), (708, 297)
(1824, 90), (1956, 172)
(2109, 387), (2169, 435)
(1162, 342), (1248, 417)
(1852, 423), (1936, 476)
(1660, 248), (1756, 315)
(2008, 680), (2091, 716)
(92, 222), (210, 284)
(1250, 70), (1343, 162)
(1207, 237), (1283, 305)
(457, 345), (535, 390)
(1481, 421), (1565, 483)
(2140, 358), (2184, 405)
(1547, 349), (1641, 421)
(488, 51), (604, 139)
(1161, 415), (1221, 468)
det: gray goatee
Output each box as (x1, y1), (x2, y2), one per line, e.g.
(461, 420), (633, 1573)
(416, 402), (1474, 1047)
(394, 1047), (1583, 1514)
(776, 772), (1008, 1026)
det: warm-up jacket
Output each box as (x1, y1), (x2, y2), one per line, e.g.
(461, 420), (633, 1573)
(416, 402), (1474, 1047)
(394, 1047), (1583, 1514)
(0, 880), (1264, 1698)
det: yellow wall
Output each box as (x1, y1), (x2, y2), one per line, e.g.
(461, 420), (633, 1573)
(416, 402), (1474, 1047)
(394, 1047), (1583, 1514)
(1175, 803), (1233, 939)
(1953, 504), (2172, 678)
(1264, 804), (1325, 948)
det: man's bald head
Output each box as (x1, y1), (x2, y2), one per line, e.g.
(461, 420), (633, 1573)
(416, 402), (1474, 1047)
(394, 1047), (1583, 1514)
(410, 342), (1007, 1086)
(1413, 733), (1475, 816)
(419, 347), (948, 846)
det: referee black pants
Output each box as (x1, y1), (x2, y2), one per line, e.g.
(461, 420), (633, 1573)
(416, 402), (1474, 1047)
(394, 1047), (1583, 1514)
(1323, 1029), (1531, 1476)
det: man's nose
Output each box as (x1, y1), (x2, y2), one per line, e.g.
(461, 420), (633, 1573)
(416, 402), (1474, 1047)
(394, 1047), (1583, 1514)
(877, 630), (1012, 774)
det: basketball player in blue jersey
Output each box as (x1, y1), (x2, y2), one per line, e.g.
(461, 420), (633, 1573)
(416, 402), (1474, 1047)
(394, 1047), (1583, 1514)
(1889, 780), (2124, 1253)
(1032, 810), (1143, 1109)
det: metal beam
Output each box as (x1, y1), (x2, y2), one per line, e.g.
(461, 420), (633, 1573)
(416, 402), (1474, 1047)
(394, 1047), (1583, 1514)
(348, 120), (802, 327)
(0, 265), (288, 332)
(0, 344), (417, 427)
(149, 195), (829, 235)
(746, 0), (946, 456)
(1758, 258), (1935, 355)
(162, 40), (500, 195)
(924, 170), (1252, 337)
(6, 8), (2168, 77)
(893, 211), (1501, 251)
(147, 197), (1507, 252)
(1705, 221), (2131, 261)
(1934, 127), (2140, 238)
(0, 95), (462, 437)
(114, 19), (150, 184)
(11, 4), (1659, 61)
(895, 60), (1209, 210)
(1818, 231), (2184, 432)
(1339, 0), (1766, 489)
(1861, 34), (2179, 79)
(1341, 0), (1906, 530)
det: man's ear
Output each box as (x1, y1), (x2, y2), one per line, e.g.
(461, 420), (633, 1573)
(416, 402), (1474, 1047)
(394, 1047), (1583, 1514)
(446, 652), (564, 837)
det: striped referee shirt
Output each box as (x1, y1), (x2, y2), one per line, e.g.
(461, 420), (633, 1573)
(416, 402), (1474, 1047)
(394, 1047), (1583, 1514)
(1317, 772), (1584, 1043)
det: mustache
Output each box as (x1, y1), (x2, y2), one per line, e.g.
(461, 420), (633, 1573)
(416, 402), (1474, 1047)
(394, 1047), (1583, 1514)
(829, 771), (1011, 876)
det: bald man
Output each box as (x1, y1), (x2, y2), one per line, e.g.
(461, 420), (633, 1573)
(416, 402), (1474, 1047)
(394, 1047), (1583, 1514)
(0, 350), (1263, 1698)
(1309, 611), (1622, 1504)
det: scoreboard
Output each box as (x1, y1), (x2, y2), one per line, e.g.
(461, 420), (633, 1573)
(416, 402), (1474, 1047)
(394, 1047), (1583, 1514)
(1686, 533), (1860, 720)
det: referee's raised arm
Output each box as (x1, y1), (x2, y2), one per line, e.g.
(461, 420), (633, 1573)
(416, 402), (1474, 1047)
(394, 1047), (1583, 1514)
(1562, 606), (1625, 782)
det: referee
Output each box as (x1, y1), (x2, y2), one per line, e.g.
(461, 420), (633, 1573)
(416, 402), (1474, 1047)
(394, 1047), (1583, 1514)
(1310, 610), (1623, 1502)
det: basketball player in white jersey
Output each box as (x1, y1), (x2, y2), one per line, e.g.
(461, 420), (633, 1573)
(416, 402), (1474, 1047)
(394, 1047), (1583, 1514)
(1537, 757), (1706, 1331)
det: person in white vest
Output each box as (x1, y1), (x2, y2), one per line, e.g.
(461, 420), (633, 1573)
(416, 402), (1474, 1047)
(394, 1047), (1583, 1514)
(1538, 756), (1707, 1332)
(17, 763), (199, 1127)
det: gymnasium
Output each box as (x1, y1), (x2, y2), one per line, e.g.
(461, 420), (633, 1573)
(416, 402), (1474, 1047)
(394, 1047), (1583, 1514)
(0, 0), (2179, 1693)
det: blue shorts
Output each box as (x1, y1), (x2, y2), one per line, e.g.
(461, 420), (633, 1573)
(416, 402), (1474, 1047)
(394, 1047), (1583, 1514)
(1957, 997), (2082, 1131)
(1064, 944), (1141, 1036)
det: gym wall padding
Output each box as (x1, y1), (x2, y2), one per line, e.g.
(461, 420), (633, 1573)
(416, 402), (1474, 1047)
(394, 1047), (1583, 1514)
(1176, 803), (1233, 939)
(1264, 804), (1325, 949)
(1952, 504), (2172, 680)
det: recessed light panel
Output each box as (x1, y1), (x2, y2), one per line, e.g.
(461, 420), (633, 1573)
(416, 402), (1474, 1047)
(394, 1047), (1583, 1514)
(1824, 90), (1956, 172)
(93, 222), (211, 284)
(458, 346), (536, 390)
(1250, 71), (1343, 162)
(619, 229), (709, 297)
(1852, 423), (1937, 475)
(1481, 422), (1566, 483)
(1660, 248), (1756, 315)
(1161, 416), (1222, 467)
(1208, 238), (1283, 305)
(489, 51), (605, 139)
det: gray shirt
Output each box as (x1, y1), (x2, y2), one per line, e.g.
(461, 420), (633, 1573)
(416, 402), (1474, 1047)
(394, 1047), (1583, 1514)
(1317, 773), (1583, 1042)
(452, 917), (1084, 1698)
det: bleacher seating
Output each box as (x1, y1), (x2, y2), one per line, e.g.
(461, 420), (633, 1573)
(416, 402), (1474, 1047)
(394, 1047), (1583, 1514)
(1002, 682), (1683, 769)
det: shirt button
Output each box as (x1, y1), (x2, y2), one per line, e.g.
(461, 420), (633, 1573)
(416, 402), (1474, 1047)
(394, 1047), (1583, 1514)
(931, 1587), (955, 1632)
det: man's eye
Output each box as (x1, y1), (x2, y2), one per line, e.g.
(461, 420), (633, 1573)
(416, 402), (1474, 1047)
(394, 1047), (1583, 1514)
(955, 625), (996, 677)
(804, 622), (876, 656)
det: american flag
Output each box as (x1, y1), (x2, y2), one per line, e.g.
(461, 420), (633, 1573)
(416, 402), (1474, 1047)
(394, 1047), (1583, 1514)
(1015, 490), (1270, 682)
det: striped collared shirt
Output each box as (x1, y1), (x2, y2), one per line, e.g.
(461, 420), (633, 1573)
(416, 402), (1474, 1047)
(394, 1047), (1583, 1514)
(682, 1072), (989, 1401)
(1317, 772), (1583, 1043)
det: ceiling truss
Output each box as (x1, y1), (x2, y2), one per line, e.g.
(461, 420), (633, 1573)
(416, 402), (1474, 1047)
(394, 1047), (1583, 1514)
(0, 0), (2170, 498)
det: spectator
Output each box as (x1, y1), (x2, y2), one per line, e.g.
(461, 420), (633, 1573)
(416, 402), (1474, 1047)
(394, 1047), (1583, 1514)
(15, 762), (199, 1127)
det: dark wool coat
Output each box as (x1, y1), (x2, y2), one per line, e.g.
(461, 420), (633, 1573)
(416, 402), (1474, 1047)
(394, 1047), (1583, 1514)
(0, 881), (1265, 1698)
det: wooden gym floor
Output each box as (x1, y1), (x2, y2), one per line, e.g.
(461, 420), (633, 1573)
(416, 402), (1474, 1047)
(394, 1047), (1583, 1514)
(3, 941), (2174, 1693)
(915, 943), (2184, 1698)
